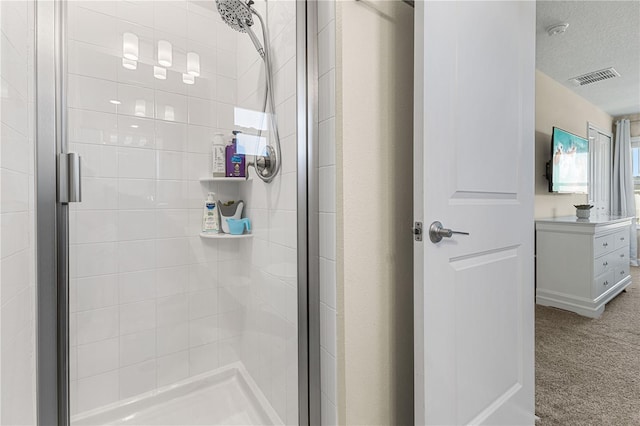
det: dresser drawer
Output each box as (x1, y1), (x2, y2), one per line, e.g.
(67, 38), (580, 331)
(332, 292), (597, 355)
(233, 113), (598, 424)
(594, 234), (615, 258)
(613, 246), (629, 265)
(594, 252), (615, 276)
(594, 270), (615, 298)
(615, 263), (630, 283)
(613, 229), (630, 250)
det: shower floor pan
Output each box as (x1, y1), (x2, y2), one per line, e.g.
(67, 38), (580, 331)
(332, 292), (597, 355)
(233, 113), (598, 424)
(72, 362), (283, 425)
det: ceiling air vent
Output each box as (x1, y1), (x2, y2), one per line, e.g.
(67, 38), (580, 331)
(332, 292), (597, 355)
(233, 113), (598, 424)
(569, 68), (620, 86)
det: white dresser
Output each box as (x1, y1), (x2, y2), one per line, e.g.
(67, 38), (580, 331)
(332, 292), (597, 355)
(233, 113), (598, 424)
(535, 215), (633, 318)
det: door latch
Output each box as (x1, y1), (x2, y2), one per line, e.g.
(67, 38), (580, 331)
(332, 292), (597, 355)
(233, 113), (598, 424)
(414, 221), (423, 241)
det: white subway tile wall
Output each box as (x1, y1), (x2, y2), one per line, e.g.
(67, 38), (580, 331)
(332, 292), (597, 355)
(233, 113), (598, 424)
(68, 0), (299, 423)
(317, 1), (338, 425)
(0, 0), (37, 424)
(66, 0), (235, 415)
(236, 1), (299, 424)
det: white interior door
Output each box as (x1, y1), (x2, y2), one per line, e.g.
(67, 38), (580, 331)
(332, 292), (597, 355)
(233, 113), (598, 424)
(589, 124), (613, 215)
(413, 2), (535, 425)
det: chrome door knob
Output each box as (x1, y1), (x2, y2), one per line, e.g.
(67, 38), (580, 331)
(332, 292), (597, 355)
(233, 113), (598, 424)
(429, 221), (470, 243)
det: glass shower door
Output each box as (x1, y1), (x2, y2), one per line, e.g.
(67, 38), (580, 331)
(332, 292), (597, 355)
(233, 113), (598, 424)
(65, 1), (301, 424)
(0, 1), (37, 423)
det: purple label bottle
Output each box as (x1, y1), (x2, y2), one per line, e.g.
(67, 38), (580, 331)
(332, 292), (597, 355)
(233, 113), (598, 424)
(226, 131), (246, 177)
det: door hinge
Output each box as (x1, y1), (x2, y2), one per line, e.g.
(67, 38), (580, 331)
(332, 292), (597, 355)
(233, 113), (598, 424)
(414, 221), (423, 241)
(58, 152), (82, 204)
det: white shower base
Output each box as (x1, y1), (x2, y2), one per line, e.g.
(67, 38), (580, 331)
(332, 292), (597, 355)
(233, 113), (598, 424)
(72, 363), (283, 426)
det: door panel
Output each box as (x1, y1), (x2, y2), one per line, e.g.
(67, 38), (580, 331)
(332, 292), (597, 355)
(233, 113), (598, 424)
(453, 248), (521, 424)
(414, 2), (535, 425)
(589, 125), (613, 215)
(453, 6), (521, 196)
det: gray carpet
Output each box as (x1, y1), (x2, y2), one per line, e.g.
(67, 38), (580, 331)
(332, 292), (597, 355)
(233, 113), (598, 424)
(536, 266), (640, 425)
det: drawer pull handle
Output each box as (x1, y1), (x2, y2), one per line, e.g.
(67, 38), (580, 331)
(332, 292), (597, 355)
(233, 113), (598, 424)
(620, 254), (625, 258)
(603, 261), (608, 266)
(620, 237), (625, 241)
(604, 281), (609, 286)
(621, 271), (625, 275)
(603, 242), (608, 247)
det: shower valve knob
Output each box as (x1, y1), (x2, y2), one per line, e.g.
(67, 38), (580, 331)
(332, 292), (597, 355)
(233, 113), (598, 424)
(256, 155), (270, 170)
(255, 145), (277, 181)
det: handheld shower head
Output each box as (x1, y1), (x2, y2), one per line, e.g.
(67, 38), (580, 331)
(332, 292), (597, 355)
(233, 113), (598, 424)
(215, 0), (280, 182)
(216, 0), (254, 33)
(216, 0), (265, 57)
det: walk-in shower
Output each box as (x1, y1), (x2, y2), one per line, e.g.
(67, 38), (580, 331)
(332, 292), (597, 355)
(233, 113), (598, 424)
(217, 0), (282, 183)
(1, 0), (320, 424)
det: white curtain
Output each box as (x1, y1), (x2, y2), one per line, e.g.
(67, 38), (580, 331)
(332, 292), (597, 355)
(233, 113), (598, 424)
(612, 119), (638, 266)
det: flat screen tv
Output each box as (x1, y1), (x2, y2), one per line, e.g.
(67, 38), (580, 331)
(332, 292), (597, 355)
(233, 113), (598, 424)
(547, 127), (589, 194)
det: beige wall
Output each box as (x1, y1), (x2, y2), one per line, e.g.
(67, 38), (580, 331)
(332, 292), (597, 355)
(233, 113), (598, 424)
(535, 70), (613, 218)
(336, 0), (414, 424)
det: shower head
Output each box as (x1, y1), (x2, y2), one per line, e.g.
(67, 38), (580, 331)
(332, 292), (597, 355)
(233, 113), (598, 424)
(216, 0), (254, 33)
(216, 0), (265, 58)
(216, 0), (280, 182)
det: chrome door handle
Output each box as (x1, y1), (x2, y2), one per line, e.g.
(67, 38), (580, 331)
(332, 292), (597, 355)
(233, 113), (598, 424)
(429, 221), (470, 243)
(58, 152), (82, 204)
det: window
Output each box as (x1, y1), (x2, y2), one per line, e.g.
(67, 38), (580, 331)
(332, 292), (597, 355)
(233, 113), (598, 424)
(632, 137), (640, 222)
(633, 138), (640, 186)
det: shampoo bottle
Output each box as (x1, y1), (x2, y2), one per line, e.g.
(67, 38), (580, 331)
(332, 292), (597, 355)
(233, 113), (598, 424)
(202, 192), (220, 233)
(226, 131), (246, 178)
(212, 133), (226, 177)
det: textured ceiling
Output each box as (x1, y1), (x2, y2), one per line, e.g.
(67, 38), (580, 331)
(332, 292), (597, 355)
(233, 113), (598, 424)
(536, 0), (640, 117)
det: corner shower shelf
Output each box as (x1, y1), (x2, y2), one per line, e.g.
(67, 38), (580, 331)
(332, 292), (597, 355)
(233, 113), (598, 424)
(199, 177), (252, 183)
(199, 232), (253, 239)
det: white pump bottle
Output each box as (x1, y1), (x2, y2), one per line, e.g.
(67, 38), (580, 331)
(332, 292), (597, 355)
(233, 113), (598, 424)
(202, 192), (220, 233)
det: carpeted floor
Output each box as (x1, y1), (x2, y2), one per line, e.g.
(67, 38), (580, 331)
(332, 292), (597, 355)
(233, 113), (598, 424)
(535, 266), (640, 425)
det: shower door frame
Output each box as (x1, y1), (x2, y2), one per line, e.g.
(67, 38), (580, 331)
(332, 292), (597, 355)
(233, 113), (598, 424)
(34, 1), (321, 425)
(297, 1), (322, 425)
(35, 1), (70, 425)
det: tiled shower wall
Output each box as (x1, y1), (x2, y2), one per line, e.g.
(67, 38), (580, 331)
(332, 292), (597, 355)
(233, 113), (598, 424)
(0, 0), (37, 424)
(318, 1), (338, 424)
(235, 0), (299, 423)
(66, 1), (247, 415)
(1, 0), (301, 422)
(67, 0), (300, 421)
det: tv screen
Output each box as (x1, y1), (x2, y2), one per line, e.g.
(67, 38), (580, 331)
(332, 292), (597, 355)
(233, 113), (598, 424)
(549, 127), (589, 194)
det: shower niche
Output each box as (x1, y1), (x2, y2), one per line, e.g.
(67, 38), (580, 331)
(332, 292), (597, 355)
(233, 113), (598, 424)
(66, 0), (300, 424)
